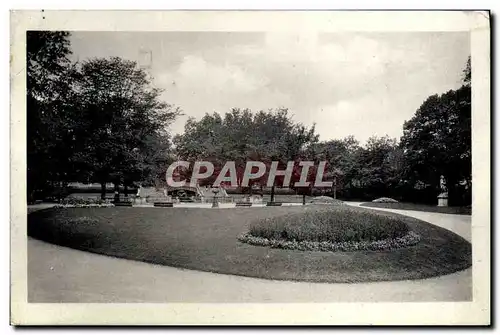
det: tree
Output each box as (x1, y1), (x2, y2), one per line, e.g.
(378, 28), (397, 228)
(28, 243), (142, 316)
(400, 58), (471, 205)
(71, 57), (181, 199)
(463, 56), (471, 86)
(306, 135), (361, 198)
(173, 108), (318, 200)
(356, 136), (401, 199)
(27, 31), (73, 201)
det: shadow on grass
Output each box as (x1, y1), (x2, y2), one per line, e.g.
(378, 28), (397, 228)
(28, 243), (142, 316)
(27, 206), (471, 283)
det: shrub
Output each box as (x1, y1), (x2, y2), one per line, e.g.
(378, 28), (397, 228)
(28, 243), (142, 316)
(54, 203), (115, 208)
(309, 196), (345, 205)
(372, 197), (399, 203)
(60, 197), (113, 205)
(248, 206), (409, 243)
(55, 197), (115, 208)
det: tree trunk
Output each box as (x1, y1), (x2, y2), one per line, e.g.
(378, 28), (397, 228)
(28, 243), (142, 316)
(124, 184), (128, 198)
(302, 193), (306, 205)
(100, 182), (106, 200)
(270, 186), (275, 202)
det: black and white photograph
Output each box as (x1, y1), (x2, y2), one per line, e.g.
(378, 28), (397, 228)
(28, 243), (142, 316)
(10, 10), (490, 325)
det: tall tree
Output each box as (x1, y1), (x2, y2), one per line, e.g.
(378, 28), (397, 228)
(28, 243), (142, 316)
(71, 57), (181, 199)
(400, 58), (471, 205)
(307, 135), (361, 197)
(27, 31), (73, 201)
(356, 136), (401, 198)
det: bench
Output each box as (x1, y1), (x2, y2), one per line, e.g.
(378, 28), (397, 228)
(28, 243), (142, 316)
(153, 202), (174, 207)
(114, 201), (132, 207)
(235, 202), (252, 207)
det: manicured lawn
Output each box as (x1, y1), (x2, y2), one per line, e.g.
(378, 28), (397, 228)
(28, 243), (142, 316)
(27, 206), (471, 283)
(360, 202), (472, 215)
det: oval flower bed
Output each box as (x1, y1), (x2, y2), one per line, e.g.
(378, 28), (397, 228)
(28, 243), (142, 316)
(239, 206), (421, 252)
(309, 196), (345, 205)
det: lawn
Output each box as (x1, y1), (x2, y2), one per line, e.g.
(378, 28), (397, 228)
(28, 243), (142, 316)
(360, 202), (472, 215)
(27, 206), (472, 283)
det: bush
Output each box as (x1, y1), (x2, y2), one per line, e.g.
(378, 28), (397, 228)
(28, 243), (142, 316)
(60, 197), (113, 205)
(372, 197), (399, 203)
(55, 197), (114, 208)
(248, 206), (410, 244)
(309, 196), (345, 205)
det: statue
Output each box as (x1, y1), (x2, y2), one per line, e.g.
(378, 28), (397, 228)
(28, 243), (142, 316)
(440, 175), (447, 192)
(437, 175), (448, 207)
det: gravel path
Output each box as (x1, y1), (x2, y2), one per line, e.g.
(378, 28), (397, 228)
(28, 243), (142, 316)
(28, 203), (472, 302)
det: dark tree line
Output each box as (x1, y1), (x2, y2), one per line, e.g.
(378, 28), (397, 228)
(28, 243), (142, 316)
(172, 58), (472, 205)
(27, 30), (471, 206)
(27, 31), (180, 201)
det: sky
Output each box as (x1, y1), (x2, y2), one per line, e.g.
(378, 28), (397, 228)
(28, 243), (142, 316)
(70, 31), (470, 144)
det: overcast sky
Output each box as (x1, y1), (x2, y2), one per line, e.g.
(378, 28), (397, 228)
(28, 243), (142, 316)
(70, 31), (470, 144)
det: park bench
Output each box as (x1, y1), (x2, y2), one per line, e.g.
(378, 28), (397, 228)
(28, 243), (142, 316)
(235, 202), (252, 207)
(153, 202), (174, 207)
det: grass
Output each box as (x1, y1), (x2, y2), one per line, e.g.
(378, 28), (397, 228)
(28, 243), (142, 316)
(360, 202), (472, 215)
(27, 206), (472, 283)
(248, 206), (408, 243)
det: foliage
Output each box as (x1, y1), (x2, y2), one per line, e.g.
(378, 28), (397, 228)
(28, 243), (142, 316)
(55, 197), (114, 208)
(400, 82), (471, 205)
(248, 206), (410, 243)
(172, 108), (319, 192)
(462, 56), (471, 86)
(372, 197), (399, 203)
(69, 57), (181, 197)
(27, 31), (74, 201)
(27, 33), (181, 201)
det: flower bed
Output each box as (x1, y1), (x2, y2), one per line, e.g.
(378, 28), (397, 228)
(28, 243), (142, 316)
(238, 230), (420, 252)
(54, 197), (115, 208)
(54, 203), (115, 208)
(372, 197), (399, 203)
(309, 196), (345, 205)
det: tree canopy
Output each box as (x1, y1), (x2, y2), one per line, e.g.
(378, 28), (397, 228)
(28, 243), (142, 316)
(27, 31), (472, 206)
(172, 108), (318, 186)
(400, 58), (471, 205)
(27, 32), (181, 200)
(27, 31), (74, 200)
